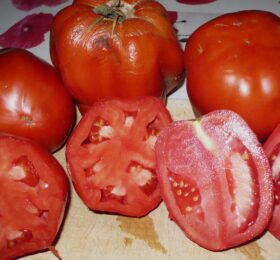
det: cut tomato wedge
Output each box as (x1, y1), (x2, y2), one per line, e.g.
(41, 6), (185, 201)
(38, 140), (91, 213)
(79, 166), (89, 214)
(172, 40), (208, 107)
(0, 135), (68, 259)
(155, 110), (274, 251)
(263, 124), (280, 240)
(66, 97), (172, 217)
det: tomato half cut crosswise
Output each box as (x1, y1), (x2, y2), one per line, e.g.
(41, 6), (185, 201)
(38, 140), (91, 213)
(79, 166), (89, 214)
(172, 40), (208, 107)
(66, 97), (172, 217)
(155, 110), (273, 251)
(0, 135), (68, 260)
(263, 124), (280, 240)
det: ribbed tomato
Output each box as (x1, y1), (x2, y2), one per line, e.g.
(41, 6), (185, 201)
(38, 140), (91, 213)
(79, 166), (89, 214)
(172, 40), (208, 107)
(50, 0), (184, 113)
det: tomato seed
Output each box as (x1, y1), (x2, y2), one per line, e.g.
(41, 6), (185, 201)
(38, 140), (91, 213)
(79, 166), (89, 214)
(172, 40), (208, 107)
(193, 196), (199, 202)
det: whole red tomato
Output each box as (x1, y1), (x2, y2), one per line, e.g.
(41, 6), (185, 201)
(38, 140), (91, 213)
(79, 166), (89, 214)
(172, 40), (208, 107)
(0, 48), (75, 152)
(185, 10), (280, 142)
(176, 0), (216, 4)
(50, 0), (184, 113)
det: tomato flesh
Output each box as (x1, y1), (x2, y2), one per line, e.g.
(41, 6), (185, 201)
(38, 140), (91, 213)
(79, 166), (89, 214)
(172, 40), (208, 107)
(0, 135), (68, 259)
(66, 97), (172, 217)
(263, 124), (280, 240)
(155, 110), (273, 251)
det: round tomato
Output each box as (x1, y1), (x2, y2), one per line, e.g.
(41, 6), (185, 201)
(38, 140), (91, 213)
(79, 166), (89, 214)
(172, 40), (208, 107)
(155, 110), (273, 251)
(176, 0), (216, 4)
(263, 124), (280, 240)
(0, 48), (75, 152)
(50, 0), (184, 113)
(66, 97), (172, 217)
(185, 10), (280, 142)
(0, 134), (68, 259)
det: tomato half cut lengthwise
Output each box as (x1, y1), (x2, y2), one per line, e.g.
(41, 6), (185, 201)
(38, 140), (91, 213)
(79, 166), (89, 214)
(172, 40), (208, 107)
(66, 97), (172, 217)
(0, 135), (68, 260)
(155, 110), (273, 251)
(263, 124), (280, 240)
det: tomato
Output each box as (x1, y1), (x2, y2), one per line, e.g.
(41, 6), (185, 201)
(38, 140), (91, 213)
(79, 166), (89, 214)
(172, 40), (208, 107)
(66, 97), (172, 217)
(263, 124), (280, 240)
(0, 134), (68, 259)
(0, 48), (75, 152)
(176, 0), (216, 4)
(185, 10), (280, 142)
(50, 0), (184, 113)
(155, 110), (274, 251)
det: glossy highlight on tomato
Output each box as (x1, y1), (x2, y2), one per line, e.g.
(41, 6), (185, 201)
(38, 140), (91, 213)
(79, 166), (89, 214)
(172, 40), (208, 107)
(0, 48), (75, 152)
(263, 124), (280, 240)
(185, 10), (280, 142)
(155, 110), (274, 251)
(0, 134), (68, 259)
(50, 0), (184, 113)
(66, 97), (172, 217)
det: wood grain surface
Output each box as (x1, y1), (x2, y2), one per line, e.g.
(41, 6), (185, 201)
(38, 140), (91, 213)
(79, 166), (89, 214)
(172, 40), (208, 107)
(20, 99), (280, 260)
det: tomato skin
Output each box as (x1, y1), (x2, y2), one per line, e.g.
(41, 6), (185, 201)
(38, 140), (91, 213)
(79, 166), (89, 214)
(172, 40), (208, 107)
(0, 48), (75, 152)
(263, 124), (280, 240)
(50, 0), (184, 113)
(0, 134), (68, 260)
(66, 97), (172, 217)
(185, 10), (280, 142)
(176, 0), (216, 4)
(155, 110), (273, 251)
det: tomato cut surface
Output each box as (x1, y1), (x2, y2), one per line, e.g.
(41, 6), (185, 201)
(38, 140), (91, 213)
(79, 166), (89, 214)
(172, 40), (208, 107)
(155, 110), (273, 251)
(0, 135), (68, 260)
(66, 97), (172, 217)
(263, 124), (280, 240)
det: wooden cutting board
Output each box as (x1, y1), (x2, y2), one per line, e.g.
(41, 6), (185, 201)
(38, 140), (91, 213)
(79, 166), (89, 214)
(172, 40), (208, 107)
(21, 99), (280, 260)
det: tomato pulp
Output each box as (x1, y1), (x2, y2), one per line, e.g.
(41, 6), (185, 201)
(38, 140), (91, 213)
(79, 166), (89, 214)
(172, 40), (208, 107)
(66, 97), (172, 217)
(155, 110), (274, 251)
(0, 135), (68, 259)
(263, 124), (280, 240)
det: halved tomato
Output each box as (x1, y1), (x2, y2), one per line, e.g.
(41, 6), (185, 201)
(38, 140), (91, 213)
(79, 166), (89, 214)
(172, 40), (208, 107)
(66, 97), (172, 217)
(0, 134), (68, 259)
(155, 110), (273, 251)
(263, 124), (280, 240)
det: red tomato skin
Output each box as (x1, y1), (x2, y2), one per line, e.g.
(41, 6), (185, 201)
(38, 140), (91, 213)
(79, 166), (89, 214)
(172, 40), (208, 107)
(176, 0), (216, 4)
(66, 97), (172, 217)
(0, 134), (68, 260)
(185, 10), (280, 142)
(0, 48), (75, 152)
(50, 0), (184, 113)
(263, 124), (280, 240)
(155, 110), (273, 251)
